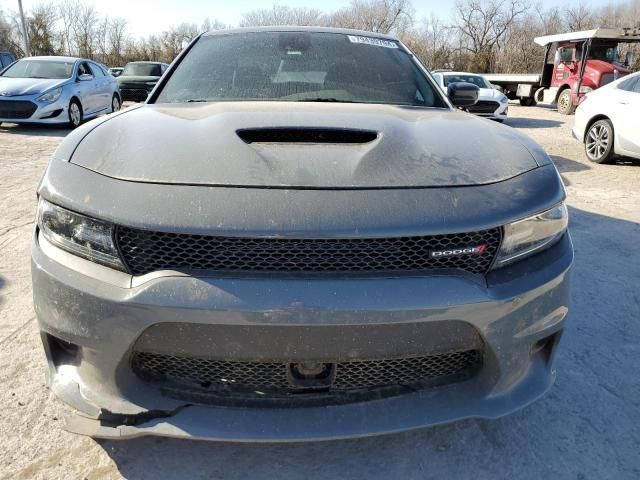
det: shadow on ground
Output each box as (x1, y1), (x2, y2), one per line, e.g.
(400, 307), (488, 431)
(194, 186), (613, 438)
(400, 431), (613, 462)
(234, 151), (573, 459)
(0, 123), (71, 138)
(93, 207), (639, 479)
(505, 117), (563, 129)
(0, 276), (5, 308)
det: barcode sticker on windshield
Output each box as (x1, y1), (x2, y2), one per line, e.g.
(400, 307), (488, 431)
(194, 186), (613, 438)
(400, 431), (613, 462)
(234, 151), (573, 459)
(347, 35), (398, 48)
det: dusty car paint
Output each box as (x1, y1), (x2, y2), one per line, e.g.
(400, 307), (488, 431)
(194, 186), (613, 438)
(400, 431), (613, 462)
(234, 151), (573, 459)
(69, 103), (540, 188)
(31, 27), (572, 441)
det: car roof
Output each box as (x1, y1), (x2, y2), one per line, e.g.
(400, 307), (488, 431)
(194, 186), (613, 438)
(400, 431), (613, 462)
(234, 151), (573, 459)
(535, 27), (640, 46)
(202, 26), (399, 41)
(439, 71), (485, 77)
(26, 56), (82, 62)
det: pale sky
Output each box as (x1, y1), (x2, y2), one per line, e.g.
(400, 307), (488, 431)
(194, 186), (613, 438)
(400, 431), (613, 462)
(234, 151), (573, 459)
(1, 0), (627, 39)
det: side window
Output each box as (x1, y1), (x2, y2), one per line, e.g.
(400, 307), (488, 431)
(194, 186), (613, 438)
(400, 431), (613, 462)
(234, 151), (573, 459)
(433, 73), (442, 85)
(618, 76), (638, 92)
(89, 63), (105, 77)
(0, 54), (12, 67)
(557, 47), (574, 63)
(78, 62), (92, 76)
(633, 79), (640, 94)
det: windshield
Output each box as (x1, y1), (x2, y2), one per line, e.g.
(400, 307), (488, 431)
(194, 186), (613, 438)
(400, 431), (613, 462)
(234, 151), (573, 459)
(123, 63), (162, 76)
(442, 74), (491, 88)
(155, 32), (446, 107)
(588, 45), (618, 62)
(1, 60), (74, 79)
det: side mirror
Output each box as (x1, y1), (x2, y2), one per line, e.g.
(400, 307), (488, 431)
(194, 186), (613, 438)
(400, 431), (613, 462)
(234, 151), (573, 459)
(625, 51), (634, 66)
(447, 82), (479, 108)
(78, 74), (94, 82)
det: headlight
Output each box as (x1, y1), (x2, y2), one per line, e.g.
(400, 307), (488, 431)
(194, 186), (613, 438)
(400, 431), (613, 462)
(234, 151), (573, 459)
(37, 199), (125, 270)
(494, 203), (568, 268)
(499, 95), (508, 104)
(36, 87), (62, 103)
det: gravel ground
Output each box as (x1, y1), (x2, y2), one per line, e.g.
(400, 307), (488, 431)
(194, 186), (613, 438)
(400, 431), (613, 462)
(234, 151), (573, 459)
(1, 104), (639, 480)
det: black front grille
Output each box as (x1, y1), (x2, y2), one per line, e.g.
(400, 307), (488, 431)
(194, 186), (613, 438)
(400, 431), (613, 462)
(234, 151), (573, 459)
(132, 350), (482, 404)
(468, 101), (500, 114)
(116, 227), (501, 276)
(120, 88), (149, 101)
(0, 99), (37, 119)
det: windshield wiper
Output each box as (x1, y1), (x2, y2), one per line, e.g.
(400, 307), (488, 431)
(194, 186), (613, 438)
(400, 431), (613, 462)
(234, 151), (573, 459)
(297, 98), (356, 103)
(184, 99), (211, 103)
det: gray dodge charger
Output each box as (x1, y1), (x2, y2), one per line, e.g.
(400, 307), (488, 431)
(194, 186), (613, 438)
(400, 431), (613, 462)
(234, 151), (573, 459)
(31, 27), (572, 441)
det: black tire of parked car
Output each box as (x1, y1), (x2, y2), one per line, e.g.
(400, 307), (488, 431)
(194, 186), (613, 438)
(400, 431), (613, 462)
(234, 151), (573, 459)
(584, 119), (615, 164)
(519, 97), (536, 106)
(111, 94), (121, 113)
(557, 89), (574, 115)
(68, 99), (83, 128)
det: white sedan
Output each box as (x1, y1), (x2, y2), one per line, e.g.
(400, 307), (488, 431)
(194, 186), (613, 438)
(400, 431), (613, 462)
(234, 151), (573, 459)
(432, 71), (509, 121)
(572, 71), (640, 164)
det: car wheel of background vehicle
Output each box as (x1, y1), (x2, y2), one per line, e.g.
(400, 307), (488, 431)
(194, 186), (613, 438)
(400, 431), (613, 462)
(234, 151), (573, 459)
(585, 119), (615, 164)
(557, 89), (574, 115)
(519, 97), (536, 107)
(68, 100), (83, 128)
(111, 94), (121, 113)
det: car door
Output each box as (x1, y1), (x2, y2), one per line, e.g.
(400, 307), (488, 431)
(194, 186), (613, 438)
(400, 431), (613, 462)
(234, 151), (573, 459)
(614, 76), (640, 155)
(75, 61), (100, 114)
(88, 62), (111, 111)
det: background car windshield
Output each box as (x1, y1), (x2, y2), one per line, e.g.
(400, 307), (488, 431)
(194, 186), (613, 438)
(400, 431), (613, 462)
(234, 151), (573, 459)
(123, 63), (162, 76)
(2, 60), (74, 79)
(443, 74), (491, 88)
(155, 32), (446, 107)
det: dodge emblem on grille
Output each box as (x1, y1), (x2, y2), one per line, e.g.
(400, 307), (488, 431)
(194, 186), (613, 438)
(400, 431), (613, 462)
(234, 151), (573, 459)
(430, 245), (487, 258)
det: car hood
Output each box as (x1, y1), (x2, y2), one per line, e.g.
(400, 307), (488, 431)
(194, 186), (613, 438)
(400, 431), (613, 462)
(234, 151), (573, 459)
(69, 102), (540, 188)
(117, 75), (160, 84)
(477, 88), (504, 101)
(0, 77), (68, 96)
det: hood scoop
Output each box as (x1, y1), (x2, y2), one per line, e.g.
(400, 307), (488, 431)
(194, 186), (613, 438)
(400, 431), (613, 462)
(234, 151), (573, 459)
(236, 127), (378, 144)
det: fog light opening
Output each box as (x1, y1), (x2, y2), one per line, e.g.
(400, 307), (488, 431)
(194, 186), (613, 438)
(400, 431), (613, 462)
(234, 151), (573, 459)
(45, 333), (81, 367)
(532, 331), (563, 365)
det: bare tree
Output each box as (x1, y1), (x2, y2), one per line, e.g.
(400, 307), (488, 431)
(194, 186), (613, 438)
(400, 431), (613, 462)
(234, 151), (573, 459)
(564, 2), (596, 31)
(58, 0), (80, 56)
(108, 18), (127, 66)
(27, 3), (57, 56)
(328, 0), (414, 34)
(454, 0), (528, 72)
(0, 7), (25, 56)
(73, 3), (98, 58)
(240, 5), (325, 27)
(403, 13), (453, 69)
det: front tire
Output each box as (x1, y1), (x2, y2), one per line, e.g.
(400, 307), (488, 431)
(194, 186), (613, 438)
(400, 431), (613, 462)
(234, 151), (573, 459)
(585, 119), (615, 164)
(557, 89), (574, 115)
(68, 100), (83, 128)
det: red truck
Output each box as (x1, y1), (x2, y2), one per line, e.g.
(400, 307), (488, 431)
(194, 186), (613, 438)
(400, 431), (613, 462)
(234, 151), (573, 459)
(485, 28), (640, 114)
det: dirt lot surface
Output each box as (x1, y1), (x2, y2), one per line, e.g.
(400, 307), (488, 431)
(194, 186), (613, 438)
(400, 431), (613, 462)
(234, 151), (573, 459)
(1, 104), (639, 479)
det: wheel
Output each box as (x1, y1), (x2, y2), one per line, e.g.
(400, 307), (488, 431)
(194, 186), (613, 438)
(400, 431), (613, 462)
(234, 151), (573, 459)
(557, 89), (574, 115)
(519, 97), (536, 107)
(68, 100), (83, 128)
(585, 119), (615, 164)
(111, 94), (121, 113)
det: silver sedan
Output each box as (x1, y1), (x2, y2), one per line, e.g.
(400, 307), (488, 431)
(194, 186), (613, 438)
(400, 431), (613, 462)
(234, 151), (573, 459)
(0, 56), (121, 128)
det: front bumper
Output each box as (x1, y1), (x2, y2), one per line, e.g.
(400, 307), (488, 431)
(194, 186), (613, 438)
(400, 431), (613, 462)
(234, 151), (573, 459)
(32, 222), (573, 441)
(0, 96), (68, 124)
